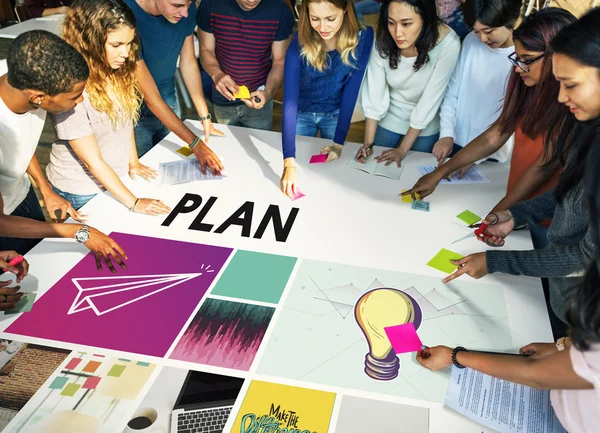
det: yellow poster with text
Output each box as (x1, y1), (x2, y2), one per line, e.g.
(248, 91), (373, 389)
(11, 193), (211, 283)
(230, 381), (336, 433)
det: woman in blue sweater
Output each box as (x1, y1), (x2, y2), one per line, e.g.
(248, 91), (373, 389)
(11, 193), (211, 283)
(280, 0), (374, 198)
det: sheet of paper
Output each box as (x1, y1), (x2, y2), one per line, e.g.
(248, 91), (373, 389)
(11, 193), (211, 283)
(159, 159), (222, 185)
(412, 200), (430, 212)
(426, 249), (464, 274)
(384, 323), (423, 354)
(373, 162), (404, 180)
(5, 293), (37, 315)
(457, 210), (481, 226)
(417, 166), (490, 184)
(310, 154), (327, 164)
(347, 157), (376, 174)
(445, 367), (566, 433)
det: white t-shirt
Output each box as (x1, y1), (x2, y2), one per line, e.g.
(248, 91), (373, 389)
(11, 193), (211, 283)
(439, 32), (514, 162)
(0, 59), (46, 214)
(361, 28), (460, 137)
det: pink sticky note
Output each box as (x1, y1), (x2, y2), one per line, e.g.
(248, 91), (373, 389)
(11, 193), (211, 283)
(384, 323), (423, 354)
(82, 376), (101, 390)
(65, 358), (82, 370)
(309, 154), (327, 164)
(291, 190), (305, 201)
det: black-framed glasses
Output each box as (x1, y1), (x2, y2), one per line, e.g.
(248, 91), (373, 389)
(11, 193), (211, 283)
(508, 52), (545, 72)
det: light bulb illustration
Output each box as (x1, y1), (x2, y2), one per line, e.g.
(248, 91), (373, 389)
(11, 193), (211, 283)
(354, 288), (422, 381)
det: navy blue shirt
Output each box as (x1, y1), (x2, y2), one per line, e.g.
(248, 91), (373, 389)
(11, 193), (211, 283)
(124, 0), (197, 103)
(197, 0), (293, 106)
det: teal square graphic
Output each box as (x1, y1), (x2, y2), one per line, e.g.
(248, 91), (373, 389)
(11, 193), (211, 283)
(211, 250), (297, 304)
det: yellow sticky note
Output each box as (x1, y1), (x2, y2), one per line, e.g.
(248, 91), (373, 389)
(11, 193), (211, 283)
(401, 190), (413, 203)
(234, 85), (251, 99)
(229, 381), (336, 433)
(176, 146), (193, 157)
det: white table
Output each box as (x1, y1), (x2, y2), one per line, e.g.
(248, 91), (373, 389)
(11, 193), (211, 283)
(0, 123), (552, 433)
(0, 15), (63, 39)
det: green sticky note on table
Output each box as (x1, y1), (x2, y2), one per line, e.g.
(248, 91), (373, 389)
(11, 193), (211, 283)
(457, 210), (481, 226)
(60, 383), (81, 397)
(107, 364), (126, 378)
(5, 293), (37, 315)
(427, 248), (464, 274)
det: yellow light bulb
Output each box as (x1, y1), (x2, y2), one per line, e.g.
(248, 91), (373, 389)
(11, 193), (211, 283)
(354, 288), (416, 380)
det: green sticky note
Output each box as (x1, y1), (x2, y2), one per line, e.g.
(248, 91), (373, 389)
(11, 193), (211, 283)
(427, 249), (465, 274)
(5, 293), (37, 315)
(211, 250), (297, 304)
(107, 364), (126, 378)
(457, 210), (481, 226)
(60, 383), (81, 397)
(49, 376), (69, 390)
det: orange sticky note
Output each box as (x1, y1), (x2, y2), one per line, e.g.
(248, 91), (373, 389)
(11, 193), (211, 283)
(82, 360), (102, 373)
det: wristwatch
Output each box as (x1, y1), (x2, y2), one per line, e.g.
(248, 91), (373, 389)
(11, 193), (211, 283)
(198, 113), (211, 121)
(74, 225), (90, 244)
(556, 337), (567, 351)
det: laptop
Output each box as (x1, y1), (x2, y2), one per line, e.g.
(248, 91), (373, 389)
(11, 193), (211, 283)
(170, 371), (243, 433)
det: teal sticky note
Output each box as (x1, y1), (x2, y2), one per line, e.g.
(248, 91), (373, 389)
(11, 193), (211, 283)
(107, 364), (126, 377)
(427, 249), (464, 274)
(60, 383), (81, 397)
(412, 200), (430, 212)
(457, 210), (481, 226)
(136, 361), (150, 367)
(49, 376), (69, 390)
(211, 250), (297, 304)
(5, 293), (37, 315)
(118, 358), (131, 362)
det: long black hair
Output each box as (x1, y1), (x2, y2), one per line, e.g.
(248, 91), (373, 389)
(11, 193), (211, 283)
(376, 0), (440, 71)
(548, 8), (600, 202)
(463, 0), (523, 29)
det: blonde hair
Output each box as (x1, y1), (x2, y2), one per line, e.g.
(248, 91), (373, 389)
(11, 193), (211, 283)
(298, 0), (364, 72)
(62, 0), (142, 126)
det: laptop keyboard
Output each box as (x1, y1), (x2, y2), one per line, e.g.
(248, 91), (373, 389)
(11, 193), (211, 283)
(176, 406), (232, 433)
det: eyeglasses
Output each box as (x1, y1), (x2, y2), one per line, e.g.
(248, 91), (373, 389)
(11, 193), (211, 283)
(508, 52), (545, 72)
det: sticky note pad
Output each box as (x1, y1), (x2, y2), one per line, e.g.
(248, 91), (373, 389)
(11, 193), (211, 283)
(427, 248), (464, 274)
(291, 190), (305, 201)
(82, 361), (102, 373)
(65, 358), (82, 370)
(401, 190), (413, 203)
(412, 200), (430, 212)
(457, 210), (481, 226)
(234, 85), (251, 99)
(384, 323), (423, 354)
(176, 146), (193, 157)
(49, 376), (69, 390)
(82, 377), (101, 390)
(107, 364), (126, 378)
(310, 154), (327, 164)
(61, 383), (81, 397)
(5, 293), (37, 315)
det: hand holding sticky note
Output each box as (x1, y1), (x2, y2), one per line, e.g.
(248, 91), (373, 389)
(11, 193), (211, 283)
(233, 85), (251, 99)
(291, 190), (305, 201)
(384, 323), (423, 354)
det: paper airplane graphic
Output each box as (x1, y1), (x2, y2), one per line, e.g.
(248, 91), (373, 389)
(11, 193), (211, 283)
(68, 269), (211, 316)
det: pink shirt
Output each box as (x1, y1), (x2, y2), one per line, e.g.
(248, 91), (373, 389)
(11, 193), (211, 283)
(551, 344), (600, 433)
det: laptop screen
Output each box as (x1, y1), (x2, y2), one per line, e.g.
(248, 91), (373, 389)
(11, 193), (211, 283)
(174, 371), (244, 410)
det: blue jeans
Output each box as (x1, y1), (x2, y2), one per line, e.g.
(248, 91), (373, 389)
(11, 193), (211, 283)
(0, 186), (45, 255)
(214, 99), (273, 131)
(374, 125), (440, 152)
(354, 0), (382, 22)
(296, 109), (339, 139)
(134, 94), (181, 158)
(52, 185), (97, 211)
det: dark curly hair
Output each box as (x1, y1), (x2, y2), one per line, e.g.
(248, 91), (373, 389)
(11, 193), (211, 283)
(376, 0), (440, 71)
(7, 30), (89, 96)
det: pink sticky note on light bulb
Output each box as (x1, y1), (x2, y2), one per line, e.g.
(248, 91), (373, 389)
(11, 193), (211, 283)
(309, 154), (327, 164)
(291, 190), (305, 201)
(384, 323), (423, 354)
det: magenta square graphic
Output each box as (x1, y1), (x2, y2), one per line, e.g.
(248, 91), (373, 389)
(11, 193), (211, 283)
(7, 233), (232, 357)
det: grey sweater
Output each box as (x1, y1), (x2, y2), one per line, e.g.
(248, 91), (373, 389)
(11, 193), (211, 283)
(486, 187), (594, 322)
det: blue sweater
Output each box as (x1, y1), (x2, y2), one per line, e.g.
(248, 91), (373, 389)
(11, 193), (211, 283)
(282, 27), (374, 159)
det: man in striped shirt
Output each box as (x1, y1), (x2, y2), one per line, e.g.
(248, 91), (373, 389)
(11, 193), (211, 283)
(198, 0), (294, 131)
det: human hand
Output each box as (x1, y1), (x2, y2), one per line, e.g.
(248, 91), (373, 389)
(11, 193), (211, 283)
(43, 189), (87, 223)
(443, 252), (488, 283)
(57, 5), (68, 14)
(129, 162), (158, 181)
(84, 227), (127, 273)
(201, 118), (225, 144)
(0, 251), (28, 283)
(242, 90), (269, 110)
(478, 211), (514, 246)
(416, 346), (453, 371)
(355, 144), (374, 163)
(280, 160), (298, 199)
(433, 137), (454, 167)
(519, 342), (558, 359)
(375, 148), (407, 167)
(132, 198), (171, 216)
(0, 282), (23, 311)
(402, 171), (443, 201)
(213, 73), (239, 102)
(192, 141), (224, 176)
(446, 163), (474, 181)
(320, 143), (343, 162)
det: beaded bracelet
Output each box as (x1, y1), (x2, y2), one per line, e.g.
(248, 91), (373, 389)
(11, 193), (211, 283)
(452, 346), (468, 369)
(188, 136), (200, 150)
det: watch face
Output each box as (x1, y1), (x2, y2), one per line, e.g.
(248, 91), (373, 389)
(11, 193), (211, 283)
(76, 229), (90, 243)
